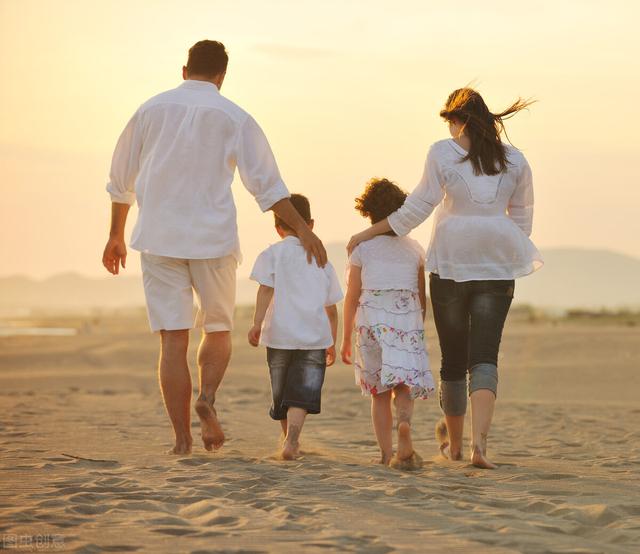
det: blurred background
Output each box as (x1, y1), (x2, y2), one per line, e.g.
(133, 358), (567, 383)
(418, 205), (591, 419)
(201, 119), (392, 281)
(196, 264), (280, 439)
(1, 0), (639, 318)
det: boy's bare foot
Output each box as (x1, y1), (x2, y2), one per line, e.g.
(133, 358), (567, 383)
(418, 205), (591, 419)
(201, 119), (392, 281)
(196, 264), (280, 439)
(471, 437), (497, 469)
(195, 395), (225, 451)
(389, 422), (423, 470)
(280, 440), (301, 460)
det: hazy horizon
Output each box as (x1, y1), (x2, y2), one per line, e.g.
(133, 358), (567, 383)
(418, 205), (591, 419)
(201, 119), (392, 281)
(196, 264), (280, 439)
(1, 0), (638, 280)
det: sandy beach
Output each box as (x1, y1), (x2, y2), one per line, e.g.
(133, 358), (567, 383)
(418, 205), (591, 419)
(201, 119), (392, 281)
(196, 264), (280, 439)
(1, 308), (639, 553)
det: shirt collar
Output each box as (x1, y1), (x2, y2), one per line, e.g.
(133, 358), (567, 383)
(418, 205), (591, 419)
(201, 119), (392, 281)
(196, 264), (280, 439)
(448, 139), (468, 155)
(282, 235), (301, 245)
(179, 79), (220, 93)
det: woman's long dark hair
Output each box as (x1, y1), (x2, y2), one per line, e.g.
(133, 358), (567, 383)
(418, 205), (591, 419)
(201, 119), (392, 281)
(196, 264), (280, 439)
(440, 88), (534, 176)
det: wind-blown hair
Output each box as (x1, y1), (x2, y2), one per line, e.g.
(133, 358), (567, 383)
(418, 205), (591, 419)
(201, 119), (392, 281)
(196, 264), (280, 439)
(440, 88), (534, 176)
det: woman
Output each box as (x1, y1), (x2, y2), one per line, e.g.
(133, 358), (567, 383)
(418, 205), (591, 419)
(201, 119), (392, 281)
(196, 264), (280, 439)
(347, 88), (542, 469)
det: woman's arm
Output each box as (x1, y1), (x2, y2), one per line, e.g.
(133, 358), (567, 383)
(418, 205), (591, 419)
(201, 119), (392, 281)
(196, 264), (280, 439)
(248, 284), (274, 346)
(507, 158), (534, 237)
(347, 145), (444, 254)
(341, 265), (362, 364)
(418, 265), (427, 321)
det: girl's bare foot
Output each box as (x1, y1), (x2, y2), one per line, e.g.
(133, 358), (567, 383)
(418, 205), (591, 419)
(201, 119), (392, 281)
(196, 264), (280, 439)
(168, 436), (192, 455)
(195, 395), (225, 451)
(389, 422), (423, 470)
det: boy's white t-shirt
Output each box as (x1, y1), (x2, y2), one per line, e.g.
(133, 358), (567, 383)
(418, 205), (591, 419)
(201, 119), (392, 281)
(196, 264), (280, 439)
(250, 236), (343, 349)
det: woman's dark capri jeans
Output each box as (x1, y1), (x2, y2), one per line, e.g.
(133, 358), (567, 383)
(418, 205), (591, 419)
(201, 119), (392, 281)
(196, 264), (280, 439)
(429, 273), (514, 417)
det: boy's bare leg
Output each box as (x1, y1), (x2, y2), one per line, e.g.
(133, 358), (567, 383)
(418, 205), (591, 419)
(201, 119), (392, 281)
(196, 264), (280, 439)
(279, 419), (287, 441)
(159, 330), (193, 454)
(371, 390), (393, 465)
(281, 407), (306, 460)
(393, 385), (414, 461)
(195, 330), (231, 451)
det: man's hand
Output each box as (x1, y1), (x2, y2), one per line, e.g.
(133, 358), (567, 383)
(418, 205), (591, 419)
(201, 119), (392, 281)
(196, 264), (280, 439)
(248, 324), (262, 347)
(102, 236), (127, 275)
(298, 226), (328, 268)
(340, 340), (353, 365)
(326, 345), (336, 367)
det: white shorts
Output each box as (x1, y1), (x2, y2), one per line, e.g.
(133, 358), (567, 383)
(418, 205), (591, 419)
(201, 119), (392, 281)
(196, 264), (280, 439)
(140, 253), (237, 333)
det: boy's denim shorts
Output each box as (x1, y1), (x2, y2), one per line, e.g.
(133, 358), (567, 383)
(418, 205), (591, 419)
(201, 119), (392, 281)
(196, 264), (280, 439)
(266, 348), (327, 420)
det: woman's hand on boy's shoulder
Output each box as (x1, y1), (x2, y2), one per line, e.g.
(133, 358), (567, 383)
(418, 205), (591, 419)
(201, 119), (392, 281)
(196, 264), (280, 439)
(248, 324), (261, 347)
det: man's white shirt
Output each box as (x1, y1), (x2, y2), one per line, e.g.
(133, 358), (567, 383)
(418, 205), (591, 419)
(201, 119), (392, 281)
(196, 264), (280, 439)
(106, 79), (290, 261)
(250, 236), (343, 350)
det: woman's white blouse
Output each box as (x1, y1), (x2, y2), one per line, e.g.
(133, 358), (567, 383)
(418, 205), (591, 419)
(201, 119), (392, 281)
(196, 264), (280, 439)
(387, 139), (543, 282)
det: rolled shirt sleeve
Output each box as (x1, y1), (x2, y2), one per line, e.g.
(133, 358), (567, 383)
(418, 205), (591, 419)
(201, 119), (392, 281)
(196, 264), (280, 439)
(508, 158), (534, 237)
(106, 111), (143, 205)
(250, 247), (275, 287)
(237, 115), (290, 212)
(387, 145), (445, 236)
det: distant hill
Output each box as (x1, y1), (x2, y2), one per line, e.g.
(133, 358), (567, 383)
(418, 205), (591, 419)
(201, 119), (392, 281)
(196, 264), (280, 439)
(1, 247), (639, 315)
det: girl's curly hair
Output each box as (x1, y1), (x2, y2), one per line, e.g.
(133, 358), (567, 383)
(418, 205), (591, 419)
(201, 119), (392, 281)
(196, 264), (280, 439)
(355, 178), (408, 224)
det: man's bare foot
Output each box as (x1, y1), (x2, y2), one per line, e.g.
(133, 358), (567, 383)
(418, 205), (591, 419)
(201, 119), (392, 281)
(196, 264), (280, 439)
(195, 395), (224, 451)
(471, 443), (497, 469)
(168, 437), (192, 455)
(435, 418), (462, 460)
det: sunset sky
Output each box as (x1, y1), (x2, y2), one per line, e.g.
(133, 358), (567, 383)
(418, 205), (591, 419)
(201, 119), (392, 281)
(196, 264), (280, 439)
(1, 0), (638, 279)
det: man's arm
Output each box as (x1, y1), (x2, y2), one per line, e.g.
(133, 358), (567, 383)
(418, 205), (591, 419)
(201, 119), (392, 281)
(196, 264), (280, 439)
(270, 198), (327, 267)
(102, 203), (130, 275)
(248, 285), (274, 347)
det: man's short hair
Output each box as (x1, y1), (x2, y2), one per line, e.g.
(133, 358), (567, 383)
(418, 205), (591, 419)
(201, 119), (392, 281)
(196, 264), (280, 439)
(274, 194), (311, 232)
(186, 40), (228, 77)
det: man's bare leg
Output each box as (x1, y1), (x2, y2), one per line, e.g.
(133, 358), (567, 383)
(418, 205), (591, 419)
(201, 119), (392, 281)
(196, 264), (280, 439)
(281, 407), (306, 460)
(279, 419), (287, 444)
(371, 390), (393, 465)
(194, 330), (231, 451)
(159, 330), (192, 454)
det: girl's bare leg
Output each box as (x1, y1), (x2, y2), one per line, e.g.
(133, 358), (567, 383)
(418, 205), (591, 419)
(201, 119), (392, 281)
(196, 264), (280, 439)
(371, 390), (393, 465)
(393, 385), (414, 460)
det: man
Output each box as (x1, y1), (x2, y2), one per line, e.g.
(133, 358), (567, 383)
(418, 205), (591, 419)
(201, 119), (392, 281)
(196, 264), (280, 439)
(102, 40), (326, 455)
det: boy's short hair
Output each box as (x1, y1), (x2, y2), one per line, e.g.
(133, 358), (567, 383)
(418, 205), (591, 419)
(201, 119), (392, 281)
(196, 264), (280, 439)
(274, 194), (311, 232)
(186, 40), (228, 77)
(355, 178), (408, 224)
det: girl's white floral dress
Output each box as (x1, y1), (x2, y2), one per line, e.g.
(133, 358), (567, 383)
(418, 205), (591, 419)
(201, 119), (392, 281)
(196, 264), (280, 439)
(349, 236), (435, 399)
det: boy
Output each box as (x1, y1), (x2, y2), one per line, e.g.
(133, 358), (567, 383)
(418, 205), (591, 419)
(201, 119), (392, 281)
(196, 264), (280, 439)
(248, 194), (343, 460)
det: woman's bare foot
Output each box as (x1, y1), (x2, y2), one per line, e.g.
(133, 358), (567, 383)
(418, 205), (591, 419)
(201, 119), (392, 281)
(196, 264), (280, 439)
(471, 444), (497, 469)
(195, 395), (225, 451)
(435, 418), (462, 460)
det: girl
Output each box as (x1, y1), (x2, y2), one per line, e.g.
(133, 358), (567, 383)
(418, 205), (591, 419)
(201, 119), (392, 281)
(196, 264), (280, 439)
(347, 88), (542, 469)
(341, 178), (435, 468)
